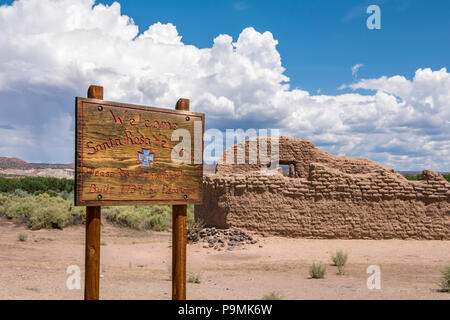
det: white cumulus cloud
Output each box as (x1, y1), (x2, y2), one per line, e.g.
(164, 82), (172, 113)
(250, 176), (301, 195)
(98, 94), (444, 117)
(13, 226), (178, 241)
(0, 0), (448, 171)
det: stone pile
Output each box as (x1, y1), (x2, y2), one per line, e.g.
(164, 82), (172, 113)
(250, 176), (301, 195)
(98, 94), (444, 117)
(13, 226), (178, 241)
(188, 227), (258, 251)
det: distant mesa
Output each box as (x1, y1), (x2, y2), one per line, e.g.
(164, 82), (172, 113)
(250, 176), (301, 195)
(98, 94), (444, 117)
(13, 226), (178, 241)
(0, 157), (74, 179)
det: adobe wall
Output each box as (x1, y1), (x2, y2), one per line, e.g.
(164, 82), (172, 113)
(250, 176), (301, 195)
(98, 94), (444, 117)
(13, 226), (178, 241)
(195, 137), (450, 239)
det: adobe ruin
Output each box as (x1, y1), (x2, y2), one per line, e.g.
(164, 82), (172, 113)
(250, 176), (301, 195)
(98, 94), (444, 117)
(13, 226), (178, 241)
(195, 137), (450, 239)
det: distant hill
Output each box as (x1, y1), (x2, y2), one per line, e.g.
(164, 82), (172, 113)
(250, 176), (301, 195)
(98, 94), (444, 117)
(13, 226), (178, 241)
(0, 157), (74, 179)
(0, 157), (30, 169)
(0, 157), (74, 170)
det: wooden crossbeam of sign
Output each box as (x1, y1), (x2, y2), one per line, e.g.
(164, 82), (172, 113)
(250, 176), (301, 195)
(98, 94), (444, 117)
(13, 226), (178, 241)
(75, 98), (204, 206)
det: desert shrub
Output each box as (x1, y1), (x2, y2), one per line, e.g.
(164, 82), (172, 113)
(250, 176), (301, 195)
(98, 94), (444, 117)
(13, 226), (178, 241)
(34, 190), (59, 197)
(70, 205), (86, 225)
(104, 207), (142, 229)
(331, 250), (348, 275)
(28, 203), (69, 230)
(309, 263), (326, 279)
(58, 190), (73, 200)
(187, 205), (194, 222)
(1, 192), (188, 232)
(262, 291), (281, 300)
(1, 193), (85, 229)
(143, 214), (170, 231)
(0, 193), (9, 205)
(187, 272), (201, 284)
(11, 189), (31, 198)
(440, 266), (450, 292)
(104, 205), (171, 231)
(18, 232), (28, 242)
(4, 197), (35, 219)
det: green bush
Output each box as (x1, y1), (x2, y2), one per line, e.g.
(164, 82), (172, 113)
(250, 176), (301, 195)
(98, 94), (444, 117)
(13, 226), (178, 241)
(440, 266), (450, 292)
(331, 250), (348, 275)
(12, 189), (30, 198)
(58, 190), (74, 200)
(309, 263), (326, 279)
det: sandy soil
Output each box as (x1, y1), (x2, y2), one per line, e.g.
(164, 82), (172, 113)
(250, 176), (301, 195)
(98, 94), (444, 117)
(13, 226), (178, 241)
(0, 218), (449, 300)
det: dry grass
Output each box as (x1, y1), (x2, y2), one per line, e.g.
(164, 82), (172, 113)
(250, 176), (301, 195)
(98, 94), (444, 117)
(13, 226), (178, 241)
(262, 291), (281, 300)
(187, 272), (201, 284)
(309, 263), (326, 279)
(331, 250), (348, 275)
(439, 266), (450, 292)
(17, 232), (27, 242)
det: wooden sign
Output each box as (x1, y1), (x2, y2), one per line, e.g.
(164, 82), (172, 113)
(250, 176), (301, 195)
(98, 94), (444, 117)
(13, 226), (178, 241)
(75, 97), (204, 206)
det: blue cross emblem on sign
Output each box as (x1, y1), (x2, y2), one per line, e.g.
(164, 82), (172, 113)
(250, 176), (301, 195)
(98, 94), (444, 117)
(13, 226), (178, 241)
(137, 149), (154, 168)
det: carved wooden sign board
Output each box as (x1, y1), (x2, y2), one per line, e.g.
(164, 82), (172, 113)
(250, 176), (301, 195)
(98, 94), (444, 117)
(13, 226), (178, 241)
(75, 98), (204, 206)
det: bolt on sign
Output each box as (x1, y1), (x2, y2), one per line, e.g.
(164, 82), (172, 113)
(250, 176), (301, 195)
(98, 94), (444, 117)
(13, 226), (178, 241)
(75, 98), (204, 206)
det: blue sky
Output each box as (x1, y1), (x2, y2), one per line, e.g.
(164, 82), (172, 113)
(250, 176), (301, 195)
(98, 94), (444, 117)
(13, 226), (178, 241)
(0, 0), (448, 171)
(87, 0), (450, 95)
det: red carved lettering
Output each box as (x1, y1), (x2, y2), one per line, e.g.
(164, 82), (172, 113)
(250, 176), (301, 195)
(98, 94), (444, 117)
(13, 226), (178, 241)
(86, 141), (97, 155)
(130, 114), (141, 126)
(110, 110), (128, 125)
(125, 131), (134, 144)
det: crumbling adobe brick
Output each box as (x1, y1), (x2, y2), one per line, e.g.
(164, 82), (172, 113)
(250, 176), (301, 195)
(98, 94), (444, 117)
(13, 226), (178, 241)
(196, 137), (450, 239)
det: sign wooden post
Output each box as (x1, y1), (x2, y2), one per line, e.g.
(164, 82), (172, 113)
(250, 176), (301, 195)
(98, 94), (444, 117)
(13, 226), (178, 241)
(84, 85), (103, 300)
(75, 88), (203, 300)
(172, 98), (189, 300)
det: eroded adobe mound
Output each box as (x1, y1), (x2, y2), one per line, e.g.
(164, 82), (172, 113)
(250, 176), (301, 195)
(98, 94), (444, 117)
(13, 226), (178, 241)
(195, 137), (450, 239)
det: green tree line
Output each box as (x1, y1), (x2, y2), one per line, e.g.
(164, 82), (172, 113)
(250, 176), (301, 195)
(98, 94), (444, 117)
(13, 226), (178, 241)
(0, 177), (74, 194)
(403, 174), (450, 182)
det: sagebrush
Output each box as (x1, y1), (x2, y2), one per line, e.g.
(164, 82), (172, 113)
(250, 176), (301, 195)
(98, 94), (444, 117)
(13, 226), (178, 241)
(18, 232), (27, 241)
(0, 190), (194, 232)
(1, 192), (85, 230)
(309, 263), (326, 279)
(331, 250), (348, 275)
(440, 265), (450, 292)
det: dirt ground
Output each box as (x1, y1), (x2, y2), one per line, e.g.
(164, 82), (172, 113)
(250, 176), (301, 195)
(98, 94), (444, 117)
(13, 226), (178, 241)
(0, 218), (449, 300)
